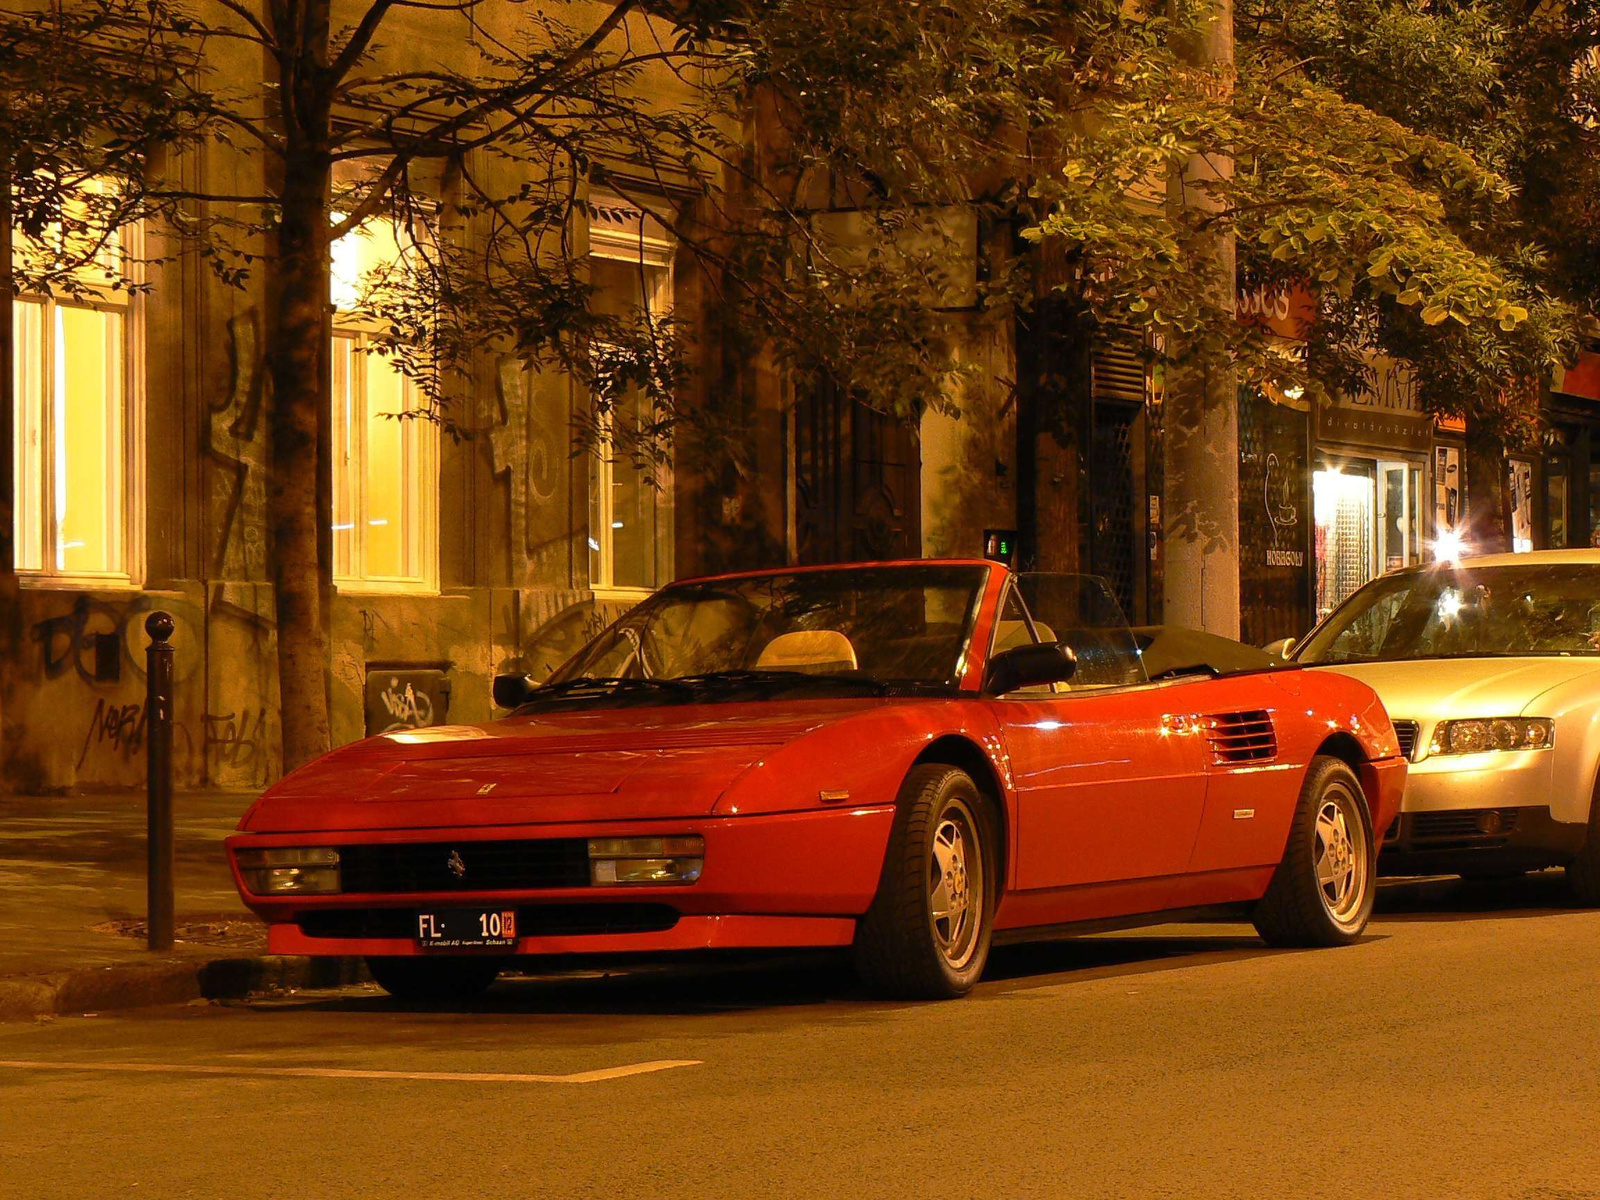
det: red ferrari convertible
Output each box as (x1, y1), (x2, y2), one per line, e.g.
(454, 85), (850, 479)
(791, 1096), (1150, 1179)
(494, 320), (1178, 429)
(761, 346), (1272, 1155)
(228, 562), (1405, 1000)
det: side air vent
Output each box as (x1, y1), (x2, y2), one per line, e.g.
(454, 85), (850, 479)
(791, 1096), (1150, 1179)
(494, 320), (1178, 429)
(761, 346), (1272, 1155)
(1204, 710), (1278, 764)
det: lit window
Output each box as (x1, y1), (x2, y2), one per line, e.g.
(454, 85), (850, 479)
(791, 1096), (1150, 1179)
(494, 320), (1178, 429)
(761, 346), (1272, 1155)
(11, 214), (138, 583)
(587, 200), (674, 593)
(329, 218), (437, 591)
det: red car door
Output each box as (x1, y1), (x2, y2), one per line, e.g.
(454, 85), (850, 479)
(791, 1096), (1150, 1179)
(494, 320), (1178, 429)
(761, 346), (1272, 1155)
(985, 575), (1210, 892)
(994, 685), (1210, 890)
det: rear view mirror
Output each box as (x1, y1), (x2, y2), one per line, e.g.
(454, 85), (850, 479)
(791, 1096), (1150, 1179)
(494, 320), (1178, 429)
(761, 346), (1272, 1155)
(492, 673), (534, 709)
(984, 642), (1078, 695)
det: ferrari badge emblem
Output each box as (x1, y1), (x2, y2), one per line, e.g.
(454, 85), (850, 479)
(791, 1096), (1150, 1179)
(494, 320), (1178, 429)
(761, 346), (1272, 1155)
(477, 782), (497, 795)
(446, 849), (467, 879)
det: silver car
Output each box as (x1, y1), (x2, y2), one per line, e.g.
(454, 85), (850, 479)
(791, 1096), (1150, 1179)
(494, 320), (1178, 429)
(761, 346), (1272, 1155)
(1283, 550), (1600, 898)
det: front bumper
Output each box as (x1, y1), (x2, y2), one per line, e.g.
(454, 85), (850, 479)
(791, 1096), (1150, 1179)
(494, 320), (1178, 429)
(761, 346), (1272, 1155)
(1379, 805), (1586, 874)
(1375, 740), (1583, 872)
(227, 804), (895, 959)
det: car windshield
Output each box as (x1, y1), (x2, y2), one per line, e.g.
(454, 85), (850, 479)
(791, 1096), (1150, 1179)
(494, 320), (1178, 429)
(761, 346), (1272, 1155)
(1297, 563), (1600, 664)
(529, 564), (988, 707)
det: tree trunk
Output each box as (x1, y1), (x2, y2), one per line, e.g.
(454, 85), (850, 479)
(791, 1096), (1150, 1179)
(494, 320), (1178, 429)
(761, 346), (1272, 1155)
(0, 165), (23, 780)
(261, 0), (337, 775)
(1465, 420), (1511, 554)
(1162, 0), (1239, 636)
(1016, 240), (1087, 573)
(265, 159), (333, 771)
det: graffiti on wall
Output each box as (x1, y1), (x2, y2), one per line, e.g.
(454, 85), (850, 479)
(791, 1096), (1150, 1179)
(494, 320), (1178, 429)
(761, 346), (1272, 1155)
(204, 311), (270, 580)
(203, 709), (272, 776)
(32, 596), (126, 683)
(29, 595), (204, 687)
(489, 355), (561, 561)
(516, 599), (627, 684)
(22, 588), (279, 787)
(72, 698), (269, 777)
(365, 669), (451, 735)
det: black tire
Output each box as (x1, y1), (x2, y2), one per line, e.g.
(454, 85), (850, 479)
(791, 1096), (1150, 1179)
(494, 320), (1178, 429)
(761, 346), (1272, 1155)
(853, 764), (996, 1000)
(1564, 773), (1600, 906)
(1254, 756), (1375, 948)
(365, 955), (505, 1002)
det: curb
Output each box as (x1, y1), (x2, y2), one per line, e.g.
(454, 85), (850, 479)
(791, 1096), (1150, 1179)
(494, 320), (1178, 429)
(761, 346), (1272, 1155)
(0, 955), (368, 1022)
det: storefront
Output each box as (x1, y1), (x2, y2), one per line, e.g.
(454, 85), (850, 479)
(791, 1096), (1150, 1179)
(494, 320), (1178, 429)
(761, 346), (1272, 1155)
(1546, 350), (1600, 551)
(1238, 385), (1313, 645)
(1311, 358), (1435, 621)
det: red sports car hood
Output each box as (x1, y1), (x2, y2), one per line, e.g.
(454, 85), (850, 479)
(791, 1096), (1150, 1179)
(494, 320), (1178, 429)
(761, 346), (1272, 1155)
(239, 700), (881, 833)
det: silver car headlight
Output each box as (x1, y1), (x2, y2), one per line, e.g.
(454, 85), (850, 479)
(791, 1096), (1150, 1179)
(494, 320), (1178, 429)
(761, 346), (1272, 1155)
(1429, 718), (1553, 757)
(235, 847), (342, 894)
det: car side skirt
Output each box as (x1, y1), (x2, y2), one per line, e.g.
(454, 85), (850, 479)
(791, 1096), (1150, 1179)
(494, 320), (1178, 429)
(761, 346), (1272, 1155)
(992, 902), (1260, 947)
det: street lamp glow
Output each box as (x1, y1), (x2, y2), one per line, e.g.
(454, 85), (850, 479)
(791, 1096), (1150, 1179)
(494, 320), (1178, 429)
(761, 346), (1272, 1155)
(1431, 529), (1467, 564)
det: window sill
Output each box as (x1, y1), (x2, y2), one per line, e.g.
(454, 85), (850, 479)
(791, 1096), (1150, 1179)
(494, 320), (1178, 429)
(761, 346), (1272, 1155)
(590, 585), (656, 603)
(16, 572), (139, 592)
(334, 581), (441, 598)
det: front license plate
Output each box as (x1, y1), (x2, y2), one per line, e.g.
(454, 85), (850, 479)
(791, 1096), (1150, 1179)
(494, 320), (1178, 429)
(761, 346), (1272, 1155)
(415, 908), (517, 949)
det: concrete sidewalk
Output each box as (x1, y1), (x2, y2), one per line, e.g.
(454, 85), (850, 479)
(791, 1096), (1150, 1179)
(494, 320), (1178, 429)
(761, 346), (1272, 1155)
(0, 790), (358, 1019)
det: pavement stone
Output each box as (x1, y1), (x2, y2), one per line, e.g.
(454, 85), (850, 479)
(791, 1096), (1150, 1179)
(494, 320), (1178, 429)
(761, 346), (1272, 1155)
(0, 790), (362, 1020)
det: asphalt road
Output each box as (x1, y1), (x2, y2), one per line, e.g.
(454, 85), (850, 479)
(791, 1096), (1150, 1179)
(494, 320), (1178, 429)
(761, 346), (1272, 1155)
(4, 874), (1599, 1200)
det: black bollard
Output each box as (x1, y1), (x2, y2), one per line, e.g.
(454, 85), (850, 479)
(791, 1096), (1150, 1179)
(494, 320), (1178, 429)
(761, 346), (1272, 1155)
(145, 611), (176, 952)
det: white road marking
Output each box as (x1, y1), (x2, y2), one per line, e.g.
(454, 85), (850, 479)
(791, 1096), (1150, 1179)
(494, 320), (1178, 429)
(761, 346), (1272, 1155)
(0, 1058), (700, 1084)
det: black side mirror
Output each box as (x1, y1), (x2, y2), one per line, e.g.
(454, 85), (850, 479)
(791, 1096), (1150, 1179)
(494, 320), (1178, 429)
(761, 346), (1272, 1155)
(984, 641), (1078, 695)
(1261, 637), (1297, 661)
(492, 673), (535, 709)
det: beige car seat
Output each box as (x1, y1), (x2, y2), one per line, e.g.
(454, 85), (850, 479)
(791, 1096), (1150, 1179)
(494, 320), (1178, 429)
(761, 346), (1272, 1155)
(754, 630), (859, 674)
(993, 620), (1057, 652)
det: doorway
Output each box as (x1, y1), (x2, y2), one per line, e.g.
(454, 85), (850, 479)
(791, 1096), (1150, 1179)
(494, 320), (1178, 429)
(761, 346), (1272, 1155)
(1314, 457), (1425, 620)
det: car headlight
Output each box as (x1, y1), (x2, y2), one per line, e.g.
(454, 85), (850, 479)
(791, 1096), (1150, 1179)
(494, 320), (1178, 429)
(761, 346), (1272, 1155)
(1428, 718), (1553, 757)
(587, 836), (704, 885)
(235, 847), (341, 895)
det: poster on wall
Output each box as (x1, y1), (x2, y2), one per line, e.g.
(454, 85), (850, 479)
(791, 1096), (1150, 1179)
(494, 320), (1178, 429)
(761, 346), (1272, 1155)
(1434, 445), (1462, 537)
(1509, 459), (1534, 553)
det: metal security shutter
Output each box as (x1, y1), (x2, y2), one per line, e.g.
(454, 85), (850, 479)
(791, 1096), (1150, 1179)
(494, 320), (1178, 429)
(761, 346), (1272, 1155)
(1088, 335), (1150, 619)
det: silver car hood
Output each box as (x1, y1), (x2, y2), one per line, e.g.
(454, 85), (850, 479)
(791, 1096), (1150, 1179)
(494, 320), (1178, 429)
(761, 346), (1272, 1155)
(1307, 657), (1600, 719)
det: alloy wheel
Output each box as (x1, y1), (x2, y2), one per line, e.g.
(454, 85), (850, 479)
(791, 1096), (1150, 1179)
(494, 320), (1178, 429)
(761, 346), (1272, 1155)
(1314, 782), (1369, 929)
(928, 798), (984, 970)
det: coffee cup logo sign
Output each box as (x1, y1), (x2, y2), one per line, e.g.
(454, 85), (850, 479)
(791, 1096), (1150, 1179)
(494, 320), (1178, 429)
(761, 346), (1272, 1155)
(1264, 451), (1305, 569)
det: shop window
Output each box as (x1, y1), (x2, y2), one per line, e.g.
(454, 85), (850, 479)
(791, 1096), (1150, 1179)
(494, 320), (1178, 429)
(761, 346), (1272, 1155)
(586, 202), (673, 594)
(1378, 460), (1424, 573)
(11, 215), (139, 584)
(330, 218), (437, 591)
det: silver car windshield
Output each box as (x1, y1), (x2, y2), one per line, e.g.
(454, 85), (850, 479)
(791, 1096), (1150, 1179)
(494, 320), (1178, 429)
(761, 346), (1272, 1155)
(1298, 563), (1600, 664)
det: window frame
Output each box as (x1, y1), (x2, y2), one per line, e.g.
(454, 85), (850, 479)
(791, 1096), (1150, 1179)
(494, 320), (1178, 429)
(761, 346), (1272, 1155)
(328, 217), (440, 596)
(11, 221), (145, 590)
(585, 203), (675, 600)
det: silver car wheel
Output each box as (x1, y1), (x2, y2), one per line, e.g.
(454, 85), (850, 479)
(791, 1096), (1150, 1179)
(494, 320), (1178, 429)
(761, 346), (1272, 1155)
(1315, 782), (1369, 928)
(929, 798), (984, 970)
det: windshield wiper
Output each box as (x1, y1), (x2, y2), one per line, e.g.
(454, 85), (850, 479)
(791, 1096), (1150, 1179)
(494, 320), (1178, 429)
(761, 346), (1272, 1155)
(513, 676), (694, 711)
(669, 669), (889, 696)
